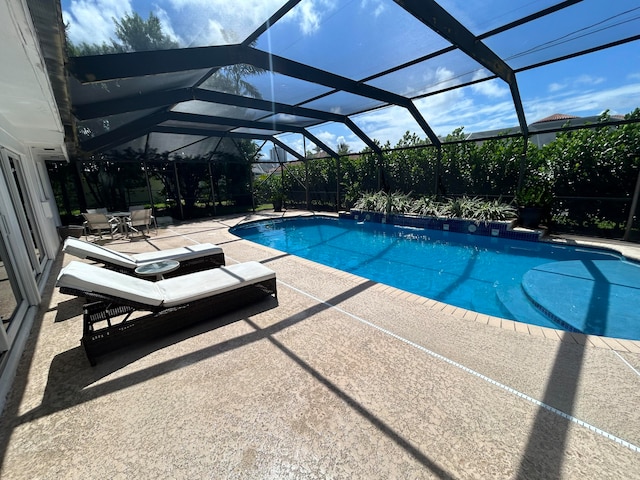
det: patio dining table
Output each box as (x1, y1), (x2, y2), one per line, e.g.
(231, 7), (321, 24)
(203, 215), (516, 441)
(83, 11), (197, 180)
(107, 211), (131, 236)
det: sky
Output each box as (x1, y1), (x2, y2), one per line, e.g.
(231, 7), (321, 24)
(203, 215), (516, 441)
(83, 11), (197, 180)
(62, 0), (640, 157)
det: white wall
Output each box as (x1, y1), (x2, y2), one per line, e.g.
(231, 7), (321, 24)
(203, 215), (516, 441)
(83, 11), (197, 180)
(0, 0), (69, 414)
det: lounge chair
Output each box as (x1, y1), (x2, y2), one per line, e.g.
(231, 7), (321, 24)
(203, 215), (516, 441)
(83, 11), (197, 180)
(56, 260), (278, 365)
(62, 237), (225, 277)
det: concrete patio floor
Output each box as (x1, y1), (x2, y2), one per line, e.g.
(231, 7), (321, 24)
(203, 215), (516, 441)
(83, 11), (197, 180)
(1, 211), (639, 479)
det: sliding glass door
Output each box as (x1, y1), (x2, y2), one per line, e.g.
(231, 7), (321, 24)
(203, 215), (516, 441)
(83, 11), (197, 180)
(0, 232), (22, 351)
(0, 149), (44, 351)
(0, 151), (46, 280)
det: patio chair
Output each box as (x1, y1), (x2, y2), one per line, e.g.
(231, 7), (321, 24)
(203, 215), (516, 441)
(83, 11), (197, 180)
(82, 212), (120, 240)
(129, 205), (158, 232)
(56, 260), (277, 365)
(86, 208), (108, 214)
(63, 237), (225, 277)
(126, 208), (155, 237)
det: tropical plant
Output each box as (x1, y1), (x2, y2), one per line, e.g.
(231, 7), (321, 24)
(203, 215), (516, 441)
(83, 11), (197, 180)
(472, 198), (517, 222)
(353, 192), (515, 222)
(384, 191), (413, 215)
(411, 196), (442, 217)
(441, 196), (468, 219)
(354, 191), (387, 212)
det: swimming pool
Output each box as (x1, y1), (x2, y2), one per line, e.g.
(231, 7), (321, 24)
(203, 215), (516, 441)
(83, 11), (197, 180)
(231, 216), (640, 340)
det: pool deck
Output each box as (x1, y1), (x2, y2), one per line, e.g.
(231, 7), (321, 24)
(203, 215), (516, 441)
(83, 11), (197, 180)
(1, 211), (639, 479)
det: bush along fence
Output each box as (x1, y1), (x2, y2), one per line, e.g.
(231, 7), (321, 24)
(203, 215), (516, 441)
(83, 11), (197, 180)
(277, 110), (640, 239)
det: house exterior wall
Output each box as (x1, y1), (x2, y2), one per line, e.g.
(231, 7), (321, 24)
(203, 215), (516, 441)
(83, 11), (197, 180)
(0, 0), (69, 413)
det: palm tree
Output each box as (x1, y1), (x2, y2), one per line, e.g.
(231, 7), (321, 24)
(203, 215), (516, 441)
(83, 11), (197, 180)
(337, 141), (351, 156)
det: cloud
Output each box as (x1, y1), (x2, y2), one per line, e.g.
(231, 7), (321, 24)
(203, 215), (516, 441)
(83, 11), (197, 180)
(337, 83), (521, 148)
(470, 78), (509, 98)
(415, 87), (467, 121)
(272, 135), (304, 157)
(296, 1), (322, 35)
(155, 7), (183, 45)
(202, 19), (228, 45)
(63, 0), (132, 45)
(525, 82), (640, 121)
(314, 130), (337, 148)
(575, 74), (605, 86)
(546, 74), (605, 95)
(349, 105), (429, 147)
(403, 66), (462, 97)
(307, 125), (362, 152)
(277, 0), (337, 36)
(65, 0), (290, 47)
(548, 82), (565, 92)
(360, 0), (385, 17)
(275, 126), (364, 155)
(167, 0), (288, 46)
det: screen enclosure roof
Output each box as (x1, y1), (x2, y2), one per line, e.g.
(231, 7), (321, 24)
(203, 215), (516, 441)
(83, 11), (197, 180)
(64, 0), (640, 161)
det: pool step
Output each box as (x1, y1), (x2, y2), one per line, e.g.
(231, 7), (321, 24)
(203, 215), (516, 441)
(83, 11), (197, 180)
(521, 260), (640, 340)
(494, 284), (559, 330)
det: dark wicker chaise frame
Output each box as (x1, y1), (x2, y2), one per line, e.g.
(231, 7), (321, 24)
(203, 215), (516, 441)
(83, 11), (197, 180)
(87, 251), (226, 278)
(59, 277), (277, 365)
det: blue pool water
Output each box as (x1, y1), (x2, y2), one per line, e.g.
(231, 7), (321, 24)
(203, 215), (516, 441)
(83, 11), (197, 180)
(231, 216), (640, 340)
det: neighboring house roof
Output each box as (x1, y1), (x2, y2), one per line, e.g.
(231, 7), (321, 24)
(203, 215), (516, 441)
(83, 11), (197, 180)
(531, 113), (579, 124)
(252, 162), (279, 175)
(465, 112), (628, 145)
(531, 112), (625, 124)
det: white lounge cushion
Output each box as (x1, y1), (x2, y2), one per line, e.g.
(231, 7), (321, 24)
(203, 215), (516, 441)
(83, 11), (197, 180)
(63, 237), (223, 269)
(57, 261), (164, 306)
(56, 260), (275, 308)
(132, 243), (222, 264)
(156, 261), (275, 307)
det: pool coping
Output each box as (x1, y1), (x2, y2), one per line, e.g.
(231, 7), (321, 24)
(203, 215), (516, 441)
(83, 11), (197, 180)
(297, 255), (640, 354)
(234, 211), (640, 354)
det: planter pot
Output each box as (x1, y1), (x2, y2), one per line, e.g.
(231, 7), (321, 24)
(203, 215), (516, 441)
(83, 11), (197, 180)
(272, 199), (283, 212)
(517, 207), (543, 229)
(57, 225), (84, 240)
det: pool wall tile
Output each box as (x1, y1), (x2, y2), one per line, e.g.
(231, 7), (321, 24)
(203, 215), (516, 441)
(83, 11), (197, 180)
(342, 210), (543, 242)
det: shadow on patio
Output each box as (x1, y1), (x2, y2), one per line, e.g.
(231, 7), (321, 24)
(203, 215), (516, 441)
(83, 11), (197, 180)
(0, 215), (638, 479)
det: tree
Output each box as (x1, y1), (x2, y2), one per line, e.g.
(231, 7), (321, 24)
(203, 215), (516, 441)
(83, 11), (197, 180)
(66, 12), (178, 57)
(113, 12), (179, 52)
(200, 52), (265, 99)
(66, 39), (119, 57)
(209, 63), (264, 98)
(337, 141), (351, 156)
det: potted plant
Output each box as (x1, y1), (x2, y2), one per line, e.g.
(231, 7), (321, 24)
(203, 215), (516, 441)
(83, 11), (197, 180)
(271, 190), (285, 212)
(268, 178), (286, 212)
(514, 183), (554, 228)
